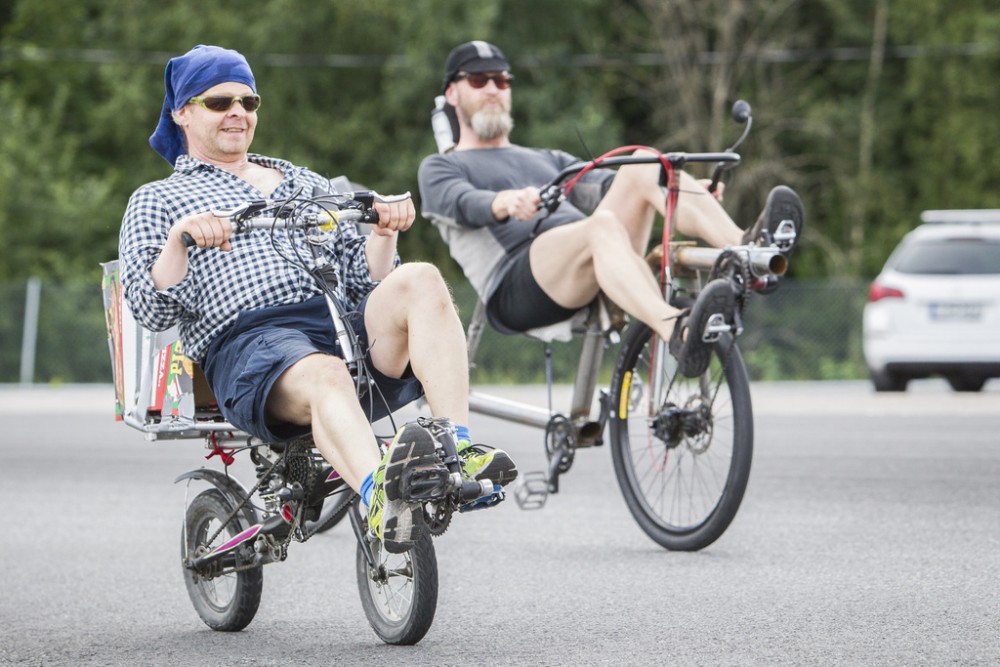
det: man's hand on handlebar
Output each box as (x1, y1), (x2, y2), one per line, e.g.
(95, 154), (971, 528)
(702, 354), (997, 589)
(697, 178), (725, 204)
(370, 195), (416, 237)
(173, 212), (234, 251)
(493, 187), (542, 222)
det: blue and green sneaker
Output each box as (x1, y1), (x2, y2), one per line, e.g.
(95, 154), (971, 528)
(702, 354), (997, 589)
(457, 441), (518, 488)
(368, 423), (438, 553)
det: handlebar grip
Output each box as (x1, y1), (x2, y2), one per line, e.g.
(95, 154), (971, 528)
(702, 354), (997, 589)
(181, 232), (196, 248)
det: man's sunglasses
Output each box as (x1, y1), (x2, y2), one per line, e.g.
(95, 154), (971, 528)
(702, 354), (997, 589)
(188, 94), (262, 112)
(455, 72), (514, 90)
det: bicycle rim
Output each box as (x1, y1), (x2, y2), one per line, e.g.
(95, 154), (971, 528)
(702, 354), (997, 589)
(182, 490), (262, 631)
(356, 530), (438, 645)
(610, 324), (753, 550)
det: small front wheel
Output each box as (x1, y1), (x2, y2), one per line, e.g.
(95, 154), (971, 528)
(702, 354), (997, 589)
(182, 489), (263, 631)
(609, 324), (753, 551)
(356, 529), (438, 645)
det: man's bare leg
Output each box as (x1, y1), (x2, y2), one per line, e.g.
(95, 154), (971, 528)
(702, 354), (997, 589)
(266, 353), (381, 492)
(264, 263), (469, 493)
(362, 262), (470, 426)
(529, 212), (679, 341)
(529, 153), (744, 341)
(595, 151), (744, 249)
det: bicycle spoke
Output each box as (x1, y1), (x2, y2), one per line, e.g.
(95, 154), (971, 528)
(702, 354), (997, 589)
(617, 330), (744, 531)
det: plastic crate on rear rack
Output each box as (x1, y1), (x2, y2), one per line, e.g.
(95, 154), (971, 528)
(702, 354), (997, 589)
(101, 260), (234, 440)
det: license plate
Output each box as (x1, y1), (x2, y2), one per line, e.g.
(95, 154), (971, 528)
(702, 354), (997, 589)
(929, 302), (982, 321)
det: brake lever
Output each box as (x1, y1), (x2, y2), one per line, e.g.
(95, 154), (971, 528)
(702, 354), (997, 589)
(211, 199), (268, 221)
(333, 191), (410, 211)
(372, 191), (412, 204)
(538, 184), (565, 214)
(181, 200), (270, 247)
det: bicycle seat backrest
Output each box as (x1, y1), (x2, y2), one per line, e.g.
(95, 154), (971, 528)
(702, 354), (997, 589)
(465, 296), (616, 367)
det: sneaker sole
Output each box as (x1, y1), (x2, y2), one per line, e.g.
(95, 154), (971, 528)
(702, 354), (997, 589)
(377, 424), (439, 553)
(382, 424), (439, 502)
(763, 186), (804, 258)
(474, 453), (519, 487)
(380, 498), (423, 554)
(671, 279), (736, 378)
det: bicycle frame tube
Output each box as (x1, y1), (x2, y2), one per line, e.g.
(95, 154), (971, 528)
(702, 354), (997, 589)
(324, 293), (356, 364)
(569, 309), (605, 422)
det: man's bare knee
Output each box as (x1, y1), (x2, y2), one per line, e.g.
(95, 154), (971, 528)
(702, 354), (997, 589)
(583, 210), (630, 247)
(383, 262), (453, 309)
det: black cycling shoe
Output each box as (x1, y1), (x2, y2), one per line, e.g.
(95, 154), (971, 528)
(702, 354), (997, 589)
(669, 279), (737, 378)
(742, 185), (804, 259)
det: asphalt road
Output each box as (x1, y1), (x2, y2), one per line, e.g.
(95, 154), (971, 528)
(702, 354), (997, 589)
(0, 380), (997, 666)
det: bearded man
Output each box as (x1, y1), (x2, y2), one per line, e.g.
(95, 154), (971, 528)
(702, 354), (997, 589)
(418, 41), (804, 377)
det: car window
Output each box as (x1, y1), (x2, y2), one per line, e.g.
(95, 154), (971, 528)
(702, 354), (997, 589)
(890, 237), (1000, 275)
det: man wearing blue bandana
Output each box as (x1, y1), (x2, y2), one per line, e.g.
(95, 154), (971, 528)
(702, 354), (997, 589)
(120, 45), (516, 553)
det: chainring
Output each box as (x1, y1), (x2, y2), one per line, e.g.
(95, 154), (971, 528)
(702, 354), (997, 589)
(545, 414), (576, 473)
(423, 501), (453, 536)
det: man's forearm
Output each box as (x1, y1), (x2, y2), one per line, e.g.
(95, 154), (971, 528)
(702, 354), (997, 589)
(150, 234), (190, 290)
(365, 232), (398, 281)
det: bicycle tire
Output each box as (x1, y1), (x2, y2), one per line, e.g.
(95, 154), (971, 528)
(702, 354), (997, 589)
(356, 529), (438, 645)
(609, 323), (753, 551)
(181, 489), (263, 631)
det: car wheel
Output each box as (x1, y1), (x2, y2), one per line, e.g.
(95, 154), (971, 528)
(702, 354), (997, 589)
(870, 368), (907, 392)
(946, 375), (986, 392)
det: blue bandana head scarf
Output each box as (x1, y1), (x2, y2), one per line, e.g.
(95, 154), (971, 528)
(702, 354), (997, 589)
(149, 45), (257, 166)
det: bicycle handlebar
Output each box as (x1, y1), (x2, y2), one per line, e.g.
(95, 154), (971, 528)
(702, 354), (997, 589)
(538, 150), (741, 216)
(179, 190), (409, 248)
(708, 100), (753, 193)
(547, 151), (741, 188)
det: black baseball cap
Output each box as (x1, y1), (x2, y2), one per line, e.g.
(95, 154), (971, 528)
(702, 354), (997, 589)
(442, 41), (510, 91)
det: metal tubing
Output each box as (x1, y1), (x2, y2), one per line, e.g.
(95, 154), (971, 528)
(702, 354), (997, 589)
(19, 277), (41, 384)
(468, 392), (551, 429)
(570, 326), (605, 421)
(673, 245), (787, 278)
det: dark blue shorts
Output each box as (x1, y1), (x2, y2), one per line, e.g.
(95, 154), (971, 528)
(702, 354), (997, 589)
(201, 295), (424, 442)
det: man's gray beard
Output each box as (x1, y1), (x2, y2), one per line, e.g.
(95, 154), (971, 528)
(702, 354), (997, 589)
(470, 110), (513, 141)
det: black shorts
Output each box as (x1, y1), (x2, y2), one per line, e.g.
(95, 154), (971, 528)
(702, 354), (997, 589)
(202, 295), (424, 442)
(487, 246), (579, 333)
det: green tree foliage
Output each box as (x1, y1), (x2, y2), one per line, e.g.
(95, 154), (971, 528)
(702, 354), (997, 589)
(1, 0), (998, 287)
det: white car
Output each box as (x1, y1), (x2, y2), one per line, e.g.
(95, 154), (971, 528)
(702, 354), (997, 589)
(862, 210), (1000, 392)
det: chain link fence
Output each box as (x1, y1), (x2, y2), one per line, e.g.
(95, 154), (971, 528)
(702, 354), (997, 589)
(0, 278), (869, 385)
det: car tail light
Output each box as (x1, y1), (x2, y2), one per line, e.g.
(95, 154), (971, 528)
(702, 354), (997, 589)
(868, 282), (905, 303)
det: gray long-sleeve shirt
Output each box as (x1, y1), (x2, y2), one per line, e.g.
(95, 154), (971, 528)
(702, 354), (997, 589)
(417, 145), (615, 305)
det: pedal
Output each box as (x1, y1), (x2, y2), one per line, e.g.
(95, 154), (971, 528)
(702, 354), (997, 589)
(702, 313), (732, 343)
(773, 219), (797, 252)
(459, 485), (505, 512)
(513, 471), (549, 510)
(400, 464), (451, 502)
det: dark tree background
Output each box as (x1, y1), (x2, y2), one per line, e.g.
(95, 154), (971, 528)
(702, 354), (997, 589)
(1, 0), (998, 282)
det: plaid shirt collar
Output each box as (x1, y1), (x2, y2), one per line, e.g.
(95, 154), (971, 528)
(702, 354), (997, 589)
(173, 152), (298, 177)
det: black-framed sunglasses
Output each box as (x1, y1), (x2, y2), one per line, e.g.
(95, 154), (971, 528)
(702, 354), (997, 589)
(455, 72), (514, 90)
(188, 94), (262, 112)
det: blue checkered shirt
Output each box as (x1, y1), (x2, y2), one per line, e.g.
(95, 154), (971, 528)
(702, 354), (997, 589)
(119, 154), (393, 362)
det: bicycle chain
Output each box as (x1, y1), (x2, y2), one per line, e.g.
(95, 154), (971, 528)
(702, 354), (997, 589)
(202, 450), (280, 548)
